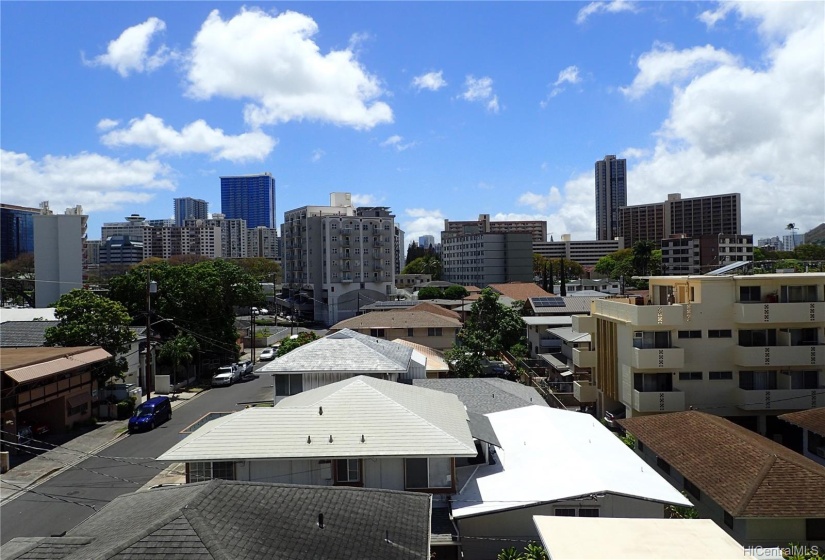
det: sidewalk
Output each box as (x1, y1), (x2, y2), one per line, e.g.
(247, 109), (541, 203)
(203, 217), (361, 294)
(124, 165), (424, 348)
(0, 390), (202, 504)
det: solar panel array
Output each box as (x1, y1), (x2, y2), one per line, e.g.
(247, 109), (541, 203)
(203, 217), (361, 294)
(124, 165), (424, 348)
(705, 260), (751, 276)
(531, 297), (566, 308)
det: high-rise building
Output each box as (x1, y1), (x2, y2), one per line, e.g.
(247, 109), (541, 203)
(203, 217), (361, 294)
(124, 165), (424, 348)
(0, 203), (40, 262)
(443, 214), (547, 243)
(99, 235), (145, 266)
(618, 202), (665, 248)
(220, 173), (276, 229)
(186, 214), (247, 259)
(418, 235), (435, 249)
(660, 233), (753, 275)
(34, 204), (87, 307)
(146, 222), (221, 260)
(248, 226), (279, 260)
(441, 232), (533, 286)
(174, 197), (209, 226)
(595, 155), (627, 241)
(282, 193), (397, 325)
(532, 235), (625, 267)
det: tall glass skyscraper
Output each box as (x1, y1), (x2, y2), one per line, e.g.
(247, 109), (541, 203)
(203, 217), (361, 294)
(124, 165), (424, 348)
(1, 203), (39, 262)
(220, 173), (276, 230)
(174, 197), (209, 226)
(595, 155), (627, 241)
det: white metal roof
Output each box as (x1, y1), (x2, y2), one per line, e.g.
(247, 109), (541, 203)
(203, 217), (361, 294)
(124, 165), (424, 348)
(451, 406), (691, 518)
(159, 376), (477, 462)
(533, 518), (754, 560)
(0, 308), (57, 323)
(521, 316), (573, 326)
(546, 327), (591, 343)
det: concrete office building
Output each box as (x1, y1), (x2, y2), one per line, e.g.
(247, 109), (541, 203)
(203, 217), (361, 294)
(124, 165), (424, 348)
(101, 215), (152, 260)
(618, 202), (665, 248)
(146, 222), (221, 260)
(248, 226), (279, 259)
(441, 232), (533, 286)
(99, 235), (145, 266)
(571, 272), (825, 441)
(533, 235), (625, 267)
(34, 204), (87, 307)
(220, 173), (276, 229)
(185, 214), (247, 259)
(0, 203), (40, 262)
(661, 234), (754, 275)
(418, 235), (435, 249)
(595, 155), (627, 241)
(174, 197), (209, 226)
(85, 239), (101, 268)
(443, 214), (547, 243)
(282, 193), (397, 325)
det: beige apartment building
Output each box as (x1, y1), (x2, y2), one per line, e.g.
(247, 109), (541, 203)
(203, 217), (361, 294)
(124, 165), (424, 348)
(572, 273), (825, 438)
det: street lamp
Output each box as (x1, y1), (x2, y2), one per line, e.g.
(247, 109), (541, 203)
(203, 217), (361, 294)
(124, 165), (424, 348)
(144, 272), (158, 399)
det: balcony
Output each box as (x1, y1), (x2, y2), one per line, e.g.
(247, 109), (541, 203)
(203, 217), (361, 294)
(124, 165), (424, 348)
(734, 345), (824, 367)
(734, 302), (825, 324)
(591, 299), (685, 327)
(341, 276), (353, 283)
(632, 389), (686, 413)
(732, 387), (823, 411)
(572, 315), (595, 334)
(631, 347), (685, 370)
(573, 380), (598, 403)
(572, 347), (596, 368)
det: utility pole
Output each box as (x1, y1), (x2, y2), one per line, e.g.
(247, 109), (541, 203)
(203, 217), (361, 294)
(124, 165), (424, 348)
(250, 307), (256, 365)
(145, 270), (157, 400)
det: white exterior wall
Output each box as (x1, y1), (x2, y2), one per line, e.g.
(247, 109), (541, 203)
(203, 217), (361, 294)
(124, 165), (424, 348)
(272, 371), (400, 402)
(34, 214), (84, 307)
(238, 456), (410, 491)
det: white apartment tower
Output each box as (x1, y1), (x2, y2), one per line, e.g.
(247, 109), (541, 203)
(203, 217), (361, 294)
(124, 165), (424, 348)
(33, 204), (87, 307)
(283, 193), (397, 325)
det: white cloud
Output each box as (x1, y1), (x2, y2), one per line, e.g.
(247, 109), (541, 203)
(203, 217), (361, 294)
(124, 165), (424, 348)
(0, 149), (174, 213)
(352, 193), (379, 206)
(412, 71), (447, 91)
(380, 135), (416, 151)
(84, 17), (173, 77)
(311, 149), (325, 163)
(620, 42), (738, 99)
(621, 2), (824, 240)
(512, 173), (596, 241)
(96, 118), (120, 131)
(186, 8), (392, 130)
(698, 3), (735, 28)
(619, 147), (648, 159)
(576, 0), (638, 25)
(100, 114), (276, 162)
(542, 65), (582, 104)
(517, 187), (563, 212)
(461, 75), (500, 113)
(401, 208), (446, 244)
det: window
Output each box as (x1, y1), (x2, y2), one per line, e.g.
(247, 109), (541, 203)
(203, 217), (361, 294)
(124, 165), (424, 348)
(683, 478), (700, 500)
(724, 512), (734, 529)
(428, 327), (443, 337)
(634, 372), (673, 392)
(679, 371), (703, 381)
(709, 371), (733, 380)
(578, 509), (600, 518)
(739, 371), (778, 390)
(781, 285), (818, 303)
(407, 328), (414, 337)
(370, 329), (385, 338)
(554, 508), (576, 517)
(189, 461), (235, 483)
(405, 457), (452, 489)
(334, 459), (361, 484)
(678, 330), (702, 339)
(789, 370), (819, 390)
(739, 286), (761, 302)
(656, 457), (671, 475)
(274, 374), (303, 396)
(708, 330), (732, 338)
(739, 329), (777, 347)
(633, 331), (671, 349)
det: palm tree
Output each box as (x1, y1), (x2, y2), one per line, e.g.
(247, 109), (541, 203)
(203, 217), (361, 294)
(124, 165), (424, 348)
(632, 240), (656, 276)
(158, 334), (199, 388)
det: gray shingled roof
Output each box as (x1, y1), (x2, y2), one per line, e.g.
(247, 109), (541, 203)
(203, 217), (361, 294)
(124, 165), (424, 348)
(2, 480), (432, 560)
(412, 378), (548, 414)
(0, 321), (59, 347)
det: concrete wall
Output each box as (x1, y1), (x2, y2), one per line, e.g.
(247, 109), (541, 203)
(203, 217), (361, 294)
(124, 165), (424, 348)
(34, 214), (83, 307)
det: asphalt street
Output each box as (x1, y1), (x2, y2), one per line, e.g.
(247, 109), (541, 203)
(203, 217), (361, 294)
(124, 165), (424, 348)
(0, 365), (274, 544)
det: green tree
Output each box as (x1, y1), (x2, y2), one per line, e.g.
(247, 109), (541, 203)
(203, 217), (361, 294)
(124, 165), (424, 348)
(444, 345), (483, 378)
(158, 334), (198, 386)
(0, 253), (35, 306)
(45, 289), (136, 386)
(632, 240), (656, 276)
(402, 254), (442, 279)
(417, 286), (443, 300)
(794, 243), (825, 261)
(443, 285), (469, 299)
(497, 543), (548, 560)
(236, 257), (282, 283)
(276, 331), (318, 357)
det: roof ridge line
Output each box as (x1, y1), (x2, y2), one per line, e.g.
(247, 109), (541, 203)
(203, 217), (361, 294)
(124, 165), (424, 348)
(734, 453), (776, 517)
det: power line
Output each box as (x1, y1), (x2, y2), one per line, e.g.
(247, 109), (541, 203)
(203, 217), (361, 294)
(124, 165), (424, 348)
(0, 479), (100, 511)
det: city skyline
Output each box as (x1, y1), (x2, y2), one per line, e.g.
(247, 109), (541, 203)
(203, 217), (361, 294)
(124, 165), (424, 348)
(1, 2), (822, 244)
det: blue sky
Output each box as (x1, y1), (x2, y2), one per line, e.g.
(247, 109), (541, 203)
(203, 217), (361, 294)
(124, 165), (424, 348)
(2, 1), (823, 244)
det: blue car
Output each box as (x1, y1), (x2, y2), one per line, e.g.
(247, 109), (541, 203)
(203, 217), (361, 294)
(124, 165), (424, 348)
(128, 396), (172, 433)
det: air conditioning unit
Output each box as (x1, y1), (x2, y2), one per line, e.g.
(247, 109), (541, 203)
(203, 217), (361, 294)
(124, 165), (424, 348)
(634, 332), (643, 339)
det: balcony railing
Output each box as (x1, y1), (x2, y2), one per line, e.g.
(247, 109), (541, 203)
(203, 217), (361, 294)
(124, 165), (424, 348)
(734, 302), (825, 324)
(341, 276), (353, 283)
(632, 389), (686, 413)
(573, 380), (598, 403)
(572, 347), (596, 368)
(731, 387), (822, 411)
(631, 347), (685, 370)
(734, 345), (824, 367)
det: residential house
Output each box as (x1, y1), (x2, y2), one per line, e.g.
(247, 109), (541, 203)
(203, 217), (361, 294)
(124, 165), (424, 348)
(259, 329), (426, 400)
(780, 408), (825, 467)
(0, 347), (111, 438)
(523, 316), (573, 357)
(620, 411), (825, 548)
(452, 405), (691, 559)
(487, 282), (553, 302)
(329, 310), (461, 350)
(0, 321), (59, 348)
(413, 378), (547, 415)
(533, 518), (756, 560)
(571, 273), (825, 440)
(393, 339), (450, 378)
(1, 480), (432, 560)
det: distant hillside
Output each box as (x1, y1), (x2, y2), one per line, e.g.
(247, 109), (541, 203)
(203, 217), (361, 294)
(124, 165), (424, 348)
(804, 223), (825, 245)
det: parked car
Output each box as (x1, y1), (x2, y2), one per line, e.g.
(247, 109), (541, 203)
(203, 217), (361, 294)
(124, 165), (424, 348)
(128, 396), (172, 433)
(259, 348), (275, 361)
(238, 360), (253, 376)
(604, 407), (626, 431)
(212, 365), (238, 387)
